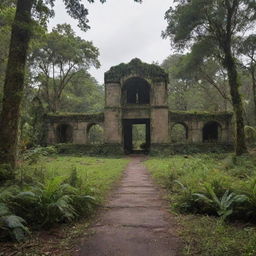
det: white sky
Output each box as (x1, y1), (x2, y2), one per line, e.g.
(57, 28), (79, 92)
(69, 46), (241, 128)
(50, 0), (174, 84)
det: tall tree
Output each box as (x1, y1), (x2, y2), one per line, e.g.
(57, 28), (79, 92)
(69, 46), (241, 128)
(30, 23), (100, 112)
(162, 54), (231, 111)
(0, 0), (34, 168)
(0, 0), (142, 168)
(163, 0), (256, 155)
(58, 70), (104, 113)
(0, 1), (16, 110)
(162, 54), (192, 110)
(238, 35), (256, 123)
(175, 52), (231, 110)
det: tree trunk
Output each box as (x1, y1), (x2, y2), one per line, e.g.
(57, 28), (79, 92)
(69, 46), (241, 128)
(251, 67), (256, 124)
(224, 51), (247, 155)
(0, 0), (34, 168)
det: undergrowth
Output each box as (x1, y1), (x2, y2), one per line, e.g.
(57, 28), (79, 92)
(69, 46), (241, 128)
(179, 215), (256, 256)
(146, 153), (256, 255)
(0, 155), (128, 242)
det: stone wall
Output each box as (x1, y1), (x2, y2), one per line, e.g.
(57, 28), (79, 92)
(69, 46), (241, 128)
(169, 111), (233, 144)
(46, 113), (104, 145)
(46, 110), (233, 147)
(45, 59), (234, 153)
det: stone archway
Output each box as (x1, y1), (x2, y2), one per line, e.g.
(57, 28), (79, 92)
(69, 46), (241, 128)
(87, 123), (104, 145)
(203, 121), (222, 143)
(171, 123), (188, 143)
(123, 119), (150, 153)
(122, 77), (150, 105)
(56, 124), (73, 143)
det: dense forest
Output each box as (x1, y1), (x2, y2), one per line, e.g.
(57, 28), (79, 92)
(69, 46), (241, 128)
(1, 0), (256, 255)
(1, 0), (256, 160)
(0, 2), (104, 147)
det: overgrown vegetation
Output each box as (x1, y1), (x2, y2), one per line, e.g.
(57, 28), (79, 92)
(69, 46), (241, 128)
(146, 154), (256, 255)
(0, 152), (128, 242)
(105, 58), (168, 83)
(179, 215), (256, 256)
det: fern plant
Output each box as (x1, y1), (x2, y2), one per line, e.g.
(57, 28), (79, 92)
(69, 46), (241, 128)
(0, 202), (30, 242)
(239, 178), (256, 219)
(0, 175), (97, 241)
(32, 176), (78, 227)
(30, 176), (96, 227)
(194, 184), (245, 221)
(173, 180), (199, 213)
(0, 186), (31, 241)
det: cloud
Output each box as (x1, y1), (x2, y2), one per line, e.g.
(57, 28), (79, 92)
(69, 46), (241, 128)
(50, 0), (174, 83)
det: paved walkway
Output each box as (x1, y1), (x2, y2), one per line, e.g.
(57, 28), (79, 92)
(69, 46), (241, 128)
(76, 156), (182, 256)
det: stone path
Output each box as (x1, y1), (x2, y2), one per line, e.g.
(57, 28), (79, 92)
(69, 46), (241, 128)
(76, 156), (182, 256)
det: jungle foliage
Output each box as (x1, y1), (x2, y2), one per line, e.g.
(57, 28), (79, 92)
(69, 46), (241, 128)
(146, 154), (256, 255)
(0, 0), (140, 167)
(0, 152), (128, 241)
(163, 0), (256, 155)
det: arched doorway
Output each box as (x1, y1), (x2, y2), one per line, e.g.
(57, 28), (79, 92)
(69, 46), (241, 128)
(56, 124), (73, 143)
(123, 119), (150, 153)
(171, 123), (188, 143)
(203, 121), (221, 142)
(87, 124), (104, 144)
(123, 77), (150, 104)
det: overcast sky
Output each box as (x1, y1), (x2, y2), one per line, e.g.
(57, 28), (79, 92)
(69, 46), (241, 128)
(50, 0), (174, 84)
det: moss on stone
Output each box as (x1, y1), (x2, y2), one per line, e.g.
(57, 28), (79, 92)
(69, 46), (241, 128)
(46, 112), (104, 122)
(55, 143), (124, 156)
(169, 111), (233, 122)
(104, 58), (168, 83)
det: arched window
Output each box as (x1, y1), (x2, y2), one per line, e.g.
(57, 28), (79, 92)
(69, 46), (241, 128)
(171, 123), (188, 143)
(203, 121), (221, 142)
(87, 124), (104, 144)
(56, 124), (73, 143)
(123, 77), (150, 104)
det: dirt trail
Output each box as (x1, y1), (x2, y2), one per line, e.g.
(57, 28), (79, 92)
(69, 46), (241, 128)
(76, 156), (183, 256)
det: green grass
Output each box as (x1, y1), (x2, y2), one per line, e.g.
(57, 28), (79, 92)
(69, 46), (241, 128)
(145, 153), (256, 255)
(0, 155), (129, 246)
(146, 154), (256, 194)
(26, 155), (129, 200)
(179, 215), (256, 256)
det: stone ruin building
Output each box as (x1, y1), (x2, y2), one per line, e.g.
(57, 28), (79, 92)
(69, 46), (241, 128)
(46, 58), (233, 153)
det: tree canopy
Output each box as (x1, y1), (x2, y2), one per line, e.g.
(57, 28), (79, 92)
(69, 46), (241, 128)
(163, 0), (256, 155)
(30, 23), (100, 112)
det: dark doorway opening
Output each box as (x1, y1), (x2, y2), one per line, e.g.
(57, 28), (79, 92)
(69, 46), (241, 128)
(123, 77), (150, 104)
(123, 119), (150, 154)
(56, 124), (73, 143)
(203, 121), (221, 142)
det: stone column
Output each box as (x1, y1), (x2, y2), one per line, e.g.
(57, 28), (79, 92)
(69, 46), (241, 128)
(151, 81), (169, 144)
(221, 121), (234, 143)
(104, 83), (122, 144)
(152, 82), (168, 106)
(190, 120), (203, 143)
(47, 123), (56, 144)
(151, 108), (169, 144)
(73, 122), (87, 144)
(104, 110), (122, 144)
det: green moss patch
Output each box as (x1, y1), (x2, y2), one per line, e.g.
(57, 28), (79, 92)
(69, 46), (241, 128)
(104, 58), (168, 83)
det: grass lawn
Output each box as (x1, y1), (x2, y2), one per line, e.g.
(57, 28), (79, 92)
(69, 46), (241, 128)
(25, 155), (129, 201)
(145, 153), (256, 256)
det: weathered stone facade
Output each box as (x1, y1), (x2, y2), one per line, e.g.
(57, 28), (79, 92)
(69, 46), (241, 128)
(46, 113), (104, 145)
(46, 59), (233, 153)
